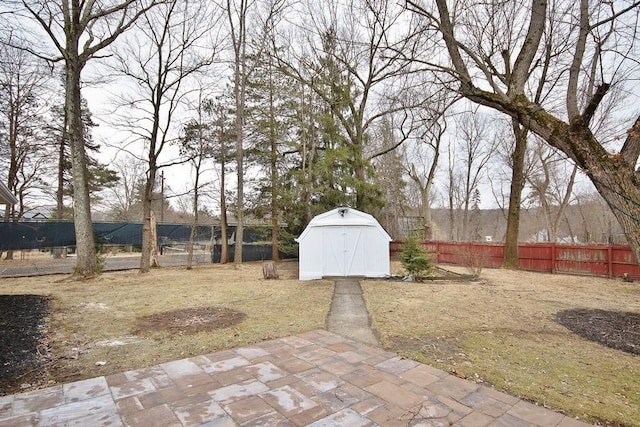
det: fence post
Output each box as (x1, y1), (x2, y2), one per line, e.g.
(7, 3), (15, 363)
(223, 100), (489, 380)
(608, 245), (613, 279)
(551, 243), (556, 274)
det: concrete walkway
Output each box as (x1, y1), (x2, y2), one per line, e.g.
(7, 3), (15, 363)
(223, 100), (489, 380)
(0, 278), (593, 426)
(326, 279), (379, 346)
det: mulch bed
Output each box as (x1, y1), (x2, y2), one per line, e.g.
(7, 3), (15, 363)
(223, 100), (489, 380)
(555, 308), (640, 355)
(0, 295), (52, 396)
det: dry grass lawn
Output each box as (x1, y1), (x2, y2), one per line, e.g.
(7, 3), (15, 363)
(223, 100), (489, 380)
(364, 265), (640, 426)
(0, 261), (333, 392)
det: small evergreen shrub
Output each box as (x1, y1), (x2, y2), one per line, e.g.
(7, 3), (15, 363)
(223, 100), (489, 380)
(401, 233), (433, 277)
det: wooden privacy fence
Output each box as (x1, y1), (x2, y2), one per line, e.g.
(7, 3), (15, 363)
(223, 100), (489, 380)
(389, 241), (640, 280)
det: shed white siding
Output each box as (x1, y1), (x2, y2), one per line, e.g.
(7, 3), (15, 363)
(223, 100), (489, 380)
(296, 207), (392, 280)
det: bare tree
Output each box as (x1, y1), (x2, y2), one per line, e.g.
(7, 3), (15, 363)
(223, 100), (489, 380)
(405, 92), (455, 240)
(180, 91), (217, 269)
(208, 99), (234, 263)
(110, 0), (220, 272)
(445, 142), (464, 240)
(455, 110), (497, 241)
(0, 40), (52, 250)
(525, 139), (578, 243)
(499, 0), (574, 267)
(573, 189), (621, 244)
(405, 0), (640, 261)
(502, 120), (528, 266)
(107, 156), (146, 221)
(16, 0), (160, 277)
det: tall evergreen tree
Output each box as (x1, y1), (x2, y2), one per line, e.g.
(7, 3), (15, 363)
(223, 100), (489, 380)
(277, 0), (416, 215)
(49, 98), (118, 221)
(245, 45), (298, 260)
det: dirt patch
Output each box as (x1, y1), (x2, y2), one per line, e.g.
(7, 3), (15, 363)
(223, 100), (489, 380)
(555, 308), (640, 355)
(135, 307), (247, 334)
(0, 295), (52, 395)
(389, 334), (465, 363)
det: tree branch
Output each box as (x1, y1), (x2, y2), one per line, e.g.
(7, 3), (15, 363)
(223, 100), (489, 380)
(21, 1), (67, 60)
(621, 116), (640, 171)
(509, 0), (547, 96)
(581, 82), (610, 125)
(567, 0), (589, 119)
(431, 0), (473, 88)
(83, 1), (163, 60)
(589, 1), (640, 30)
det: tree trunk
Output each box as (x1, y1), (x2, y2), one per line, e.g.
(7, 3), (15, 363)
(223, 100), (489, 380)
(187, 168), (200, 269)
(262, 260), (279, 279)
(229, 0), (247, 265)
(220, 210), (228, 263)
(150, 210), (159, 268)
(269, 62), (279, 262)
(232, 55), (244, 265)
(234, 115), (244, 264)
(187, 224), (197, 269)
(66, 59), (97, 277)
(300, 84), (312, 229)
(421, 187), (433, 240)
(353, 143), (367, 210)
(3, 206), (14, 261)
(140, 166), (156, 272)
(5, 97), (17, 260)
(54, 117), (67, 259)
(503, 121), (527, 269)
(2, 205), (12, 260)
(220, 153), (228, 264)
(448, 166), (456, 241)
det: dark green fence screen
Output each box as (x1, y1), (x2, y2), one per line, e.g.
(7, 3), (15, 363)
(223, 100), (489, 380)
(0, 221), (214, 251)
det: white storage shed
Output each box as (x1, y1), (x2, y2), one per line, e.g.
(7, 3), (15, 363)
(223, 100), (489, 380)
(296, 207), (392, 280)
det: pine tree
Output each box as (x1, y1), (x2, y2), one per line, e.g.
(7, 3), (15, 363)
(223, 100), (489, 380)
(470, 188), (482, 242)
(401, 232), (433, 278)
(49, 97), (119, 220)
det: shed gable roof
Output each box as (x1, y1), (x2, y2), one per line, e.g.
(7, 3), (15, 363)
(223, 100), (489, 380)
(296, 207), (392, 242)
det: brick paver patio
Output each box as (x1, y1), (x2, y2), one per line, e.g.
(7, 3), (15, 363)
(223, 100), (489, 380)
(0, 330), (591, 426)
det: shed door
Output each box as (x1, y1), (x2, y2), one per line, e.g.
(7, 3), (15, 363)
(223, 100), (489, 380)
(323, 226), (366, 277)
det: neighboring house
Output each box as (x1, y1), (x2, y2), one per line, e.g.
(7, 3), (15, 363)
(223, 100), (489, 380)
(525, 230), (580, 244)
(0, 182), (17, 206)
(21, 207), (53, 221)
